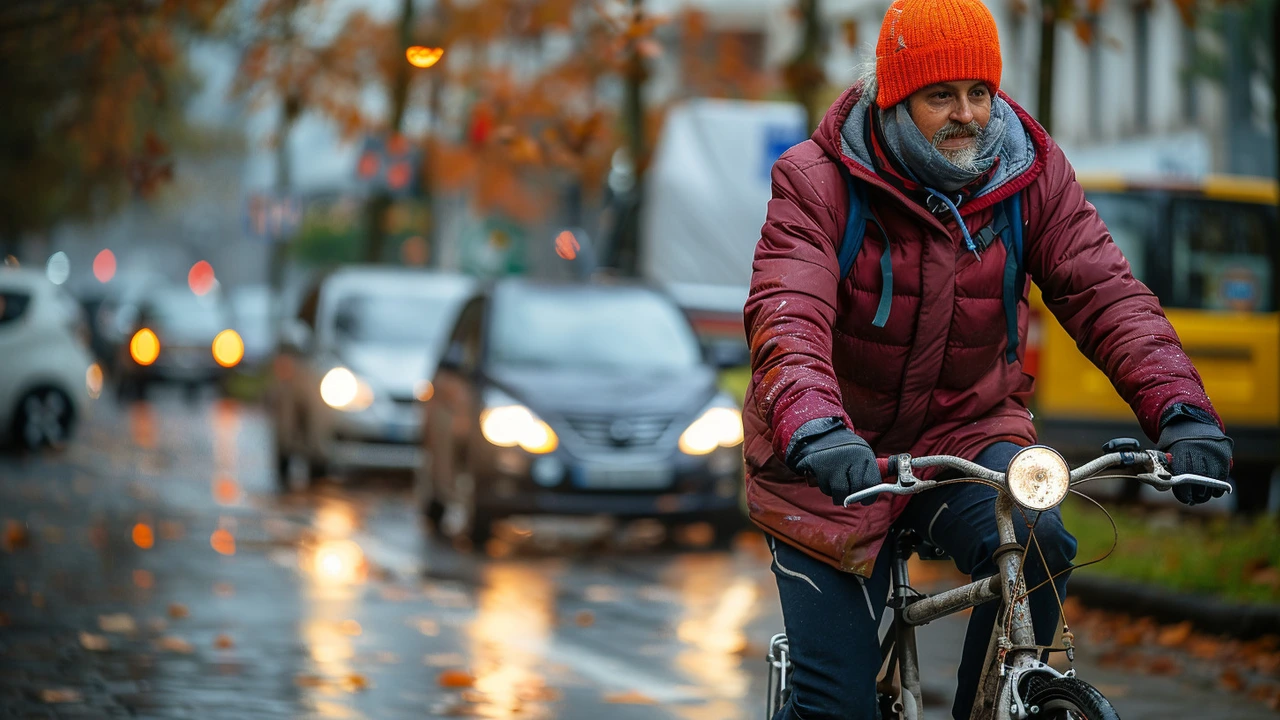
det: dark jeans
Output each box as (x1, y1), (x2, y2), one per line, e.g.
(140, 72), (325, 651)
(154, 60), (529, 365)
(769, 443), (1078, 720)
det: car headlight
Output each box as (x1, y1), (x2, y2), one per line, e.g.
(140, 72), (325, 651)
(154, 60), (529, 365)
(679, 406), (744, 456)
(1006, 445), (1070, 511)
(320, 367), (374, 411)
(480, 404), (558, 454)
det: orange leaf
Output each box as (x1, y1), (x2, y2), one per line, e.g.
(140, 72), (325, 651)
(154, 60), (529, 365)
(1220, 668), (1247, 692)
(603, 690), (657, 704)
(575, 610), (595, 627)
(214, 634), (234, 649)
(168, 603), (189, 619)
(842, 19), (859, 48)
(342, 674), (371, 692)
(156, 636), (194, 654)
(1146, 656), (1180, 676)
(438, 669), (476, 688)
(1073, 19), (1094, 45)
(1156, 621), (1193, 648)
(80, 632), (110, 651)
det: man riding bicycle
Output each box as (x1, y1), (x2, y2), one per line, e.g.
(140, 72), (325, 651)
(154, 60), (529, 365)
(743, 0), (1234, 718)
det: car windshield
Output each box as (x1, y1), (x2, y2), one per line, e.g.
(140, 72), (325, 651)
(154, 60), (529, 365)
(489, 286), (703, 371)
(148, 290), (226, 336)
(333, 291), (465, 346)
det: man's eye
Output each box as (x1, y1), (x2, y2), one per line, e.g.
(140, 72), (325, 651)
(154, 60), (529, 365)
(933, 92), (950, 100)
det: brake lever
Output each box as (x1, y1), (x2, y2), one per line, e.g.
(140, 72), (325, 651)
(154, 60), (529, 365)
(1137, 472), (1234, 495)
(842, 479), (939, 507)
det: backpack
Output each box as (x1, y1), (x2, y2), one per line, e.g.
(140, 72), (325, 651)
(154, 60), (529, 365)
(834, 163), (1027, 364)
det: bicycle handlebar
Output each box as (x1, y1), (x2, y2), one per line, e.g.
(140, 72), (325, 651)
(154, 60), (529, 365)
(846, 448), (1232, 507)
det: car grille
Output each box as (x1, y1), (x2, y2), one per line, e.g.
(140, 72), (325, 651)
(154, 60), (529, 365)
(388, 392), (417, 406)
(561, 413), (676, 448)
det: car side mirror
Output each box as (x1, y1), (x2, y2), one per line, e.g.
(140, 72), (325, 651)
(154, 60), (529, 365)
(705, 339), (750, 370)
(437, 342), (466, 372)
(280, 319), (312, 353)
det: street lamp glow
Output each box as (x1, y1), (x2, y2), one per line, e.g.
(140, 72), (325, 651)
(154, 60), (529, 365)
(45, 252), (70, 285)
(406, 46), (444, 68)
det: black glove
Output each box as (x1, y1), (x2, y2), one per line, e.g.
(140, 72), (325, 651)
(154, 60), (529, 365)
(786, 419), (882, 506)
(1156, 416), (1233, 507)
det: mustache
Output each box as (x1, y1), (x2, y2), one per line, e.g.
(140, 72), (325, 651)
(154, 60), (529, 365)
(932, 121), (982, 146)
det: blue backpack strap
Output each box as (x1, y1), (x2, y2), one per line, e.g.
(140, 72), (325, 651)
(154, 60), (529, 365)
(836, 163), (868, 281)
(998, 192), (1025, 364)
(835, 162), (893, 328)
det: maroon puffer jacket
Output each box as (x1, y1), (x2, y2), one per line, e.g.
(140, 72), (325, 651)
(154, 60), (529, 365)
(743, 85), (1222, 576)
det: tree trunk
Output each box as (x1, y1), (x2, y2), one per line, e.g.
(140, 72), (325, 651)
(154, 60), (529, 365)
(611, 0), (648, 277)
(788, 0), (824, 132)
(363, 0), (415, 264)
(1037, 0), (1057, 136)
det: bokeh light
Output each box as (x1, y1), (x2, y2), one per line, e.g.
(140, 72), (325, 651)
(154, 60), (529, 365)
(211, 528), (236, 556)
(45, 251), (70, 285)
(310, 540), (366, 585)
(92, 249), (116, 283)
(406, 46), (444, 68)
(212, 329), (244, 368)
(555, 231), (580, 260)
(188, 260), (215, 296)
(132, 523), (155, 549)
(85, 363), (103, 399)
(130, 328), (160, 366)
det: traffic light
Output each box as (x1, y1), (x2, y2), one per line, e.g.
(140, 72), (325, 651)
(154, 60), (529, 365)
(354, 134), (421, 197)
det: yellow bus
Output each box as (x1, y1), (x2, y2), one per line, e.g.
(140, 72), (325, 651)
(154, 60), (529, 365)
(1029, 174), (1279, 506)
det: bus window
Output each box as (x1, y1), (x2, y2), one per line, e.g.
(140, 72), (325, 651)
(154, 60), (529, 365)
(1170, 200), (1277, 312)
(1088, 193), (1152, 281)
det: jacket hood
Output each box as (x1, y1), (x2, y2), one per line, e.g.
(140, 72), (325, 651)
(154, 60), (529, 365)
(811, 82), (1052, 214)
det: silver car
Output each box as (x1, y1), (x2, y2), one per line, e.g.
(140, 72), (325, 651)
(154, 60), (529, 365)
(270, 267), (475, 488)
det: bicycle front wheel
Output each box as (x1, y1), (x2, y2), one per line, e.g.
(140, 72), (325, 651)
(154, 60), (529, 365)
(1021, 675), (1120, 720)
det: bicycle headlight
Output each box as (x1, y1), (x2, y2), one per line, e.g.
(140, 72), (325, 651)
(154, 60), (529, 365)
(1006, 446), (1070, 511)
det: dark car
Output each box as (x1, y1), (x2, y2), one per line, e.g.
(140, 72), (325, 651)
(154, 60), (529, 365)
(114, 286), (241, 400)
(417, 279), (746, 547)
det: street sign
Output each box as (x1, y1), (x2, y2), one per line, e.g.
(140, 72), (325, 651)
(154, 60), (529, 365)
(355, 134), (422, 197)
(244, 194), (303, 242)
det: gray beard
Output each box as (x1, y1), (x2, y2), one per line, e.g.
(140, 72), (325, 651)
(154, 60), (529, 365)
(937, 142), (983, 172)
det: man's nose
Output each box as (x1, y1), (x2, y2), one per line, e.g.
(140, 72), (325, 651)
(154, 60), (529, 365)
(950, 98), (974, 125)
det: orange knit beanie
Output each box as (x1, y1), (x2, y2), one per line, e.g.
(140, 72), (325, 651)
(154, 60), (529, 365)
(874, 0), (1003, 110)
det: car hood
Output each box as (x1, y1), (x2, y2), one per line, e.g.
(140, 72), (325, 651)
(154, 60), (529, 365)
(341, 344), (434, 395)
(485, 364), (720, 418)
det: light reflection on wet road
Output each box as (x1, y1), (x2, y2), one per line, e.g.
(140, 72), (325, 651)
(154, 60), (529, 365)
(1, 396), (1274, 719)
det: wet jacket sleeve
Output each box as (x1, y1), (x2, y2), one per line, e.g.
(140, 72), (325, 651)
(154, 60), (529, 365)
(745, 156), (854, 461)
(1025, 145), (1223, 439)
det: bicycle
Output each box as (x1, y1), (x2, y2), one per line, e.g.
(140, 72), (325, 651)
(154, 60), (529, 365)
(764, 438), (1232, 720)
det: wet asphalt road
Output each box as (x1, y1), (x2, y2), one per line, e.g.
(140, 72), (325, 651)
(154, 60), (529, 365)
(1, 394), (1275, 719)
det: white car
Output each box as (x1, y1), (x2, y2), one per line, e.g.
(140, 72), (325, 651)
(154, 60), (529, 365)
(0, 268), (96, 449)
(270, 267), (475, 487)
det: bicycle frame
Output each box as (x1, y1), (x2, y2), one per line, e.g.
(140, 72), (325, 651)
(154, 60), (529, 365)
(880, 493), (1041, 720)
(764, 447), (1229, 720)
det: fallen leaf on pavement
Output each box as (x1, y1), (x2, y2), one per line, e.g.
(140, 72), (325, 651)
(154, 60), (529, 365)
(1146, 656), (1180, 676)
(167, 603), (189, 619)
(4, 519), (30, 551)
(132, 569), (154, 589)
(1220, 668), (1246, 692)
(98, 613), (137, 634)
(39, 688), (83, 703)
(156, 636), (194, 654)
(31, 591), (44, 608)
(342, 674), (370, 692)
(160, 521), (184, 540)
(1156, 621), (1193, 648)
(0, 611), (9, 627)
(339, 619), (362, 636)
(294, 674), (326, 688)
(147, 617), (169, 633)
(438, 669), (477, 688)
(1187, 636), (1223, 660)
(603, 690), (657, 704)
(424, 653), (467, 667)
(380, 586), (412, 602)
(413, 618), (440, 636)
(213, 582), (235, 597)
(41, 526), (64, 544)
(79, 632), (110, 651)
(574, 610), (595, 627)
(214, 634), (234, 649)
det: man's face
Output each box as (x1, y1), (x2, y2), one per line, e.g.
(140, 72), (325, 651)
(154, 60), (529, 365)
(906, 80), (992, 168)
